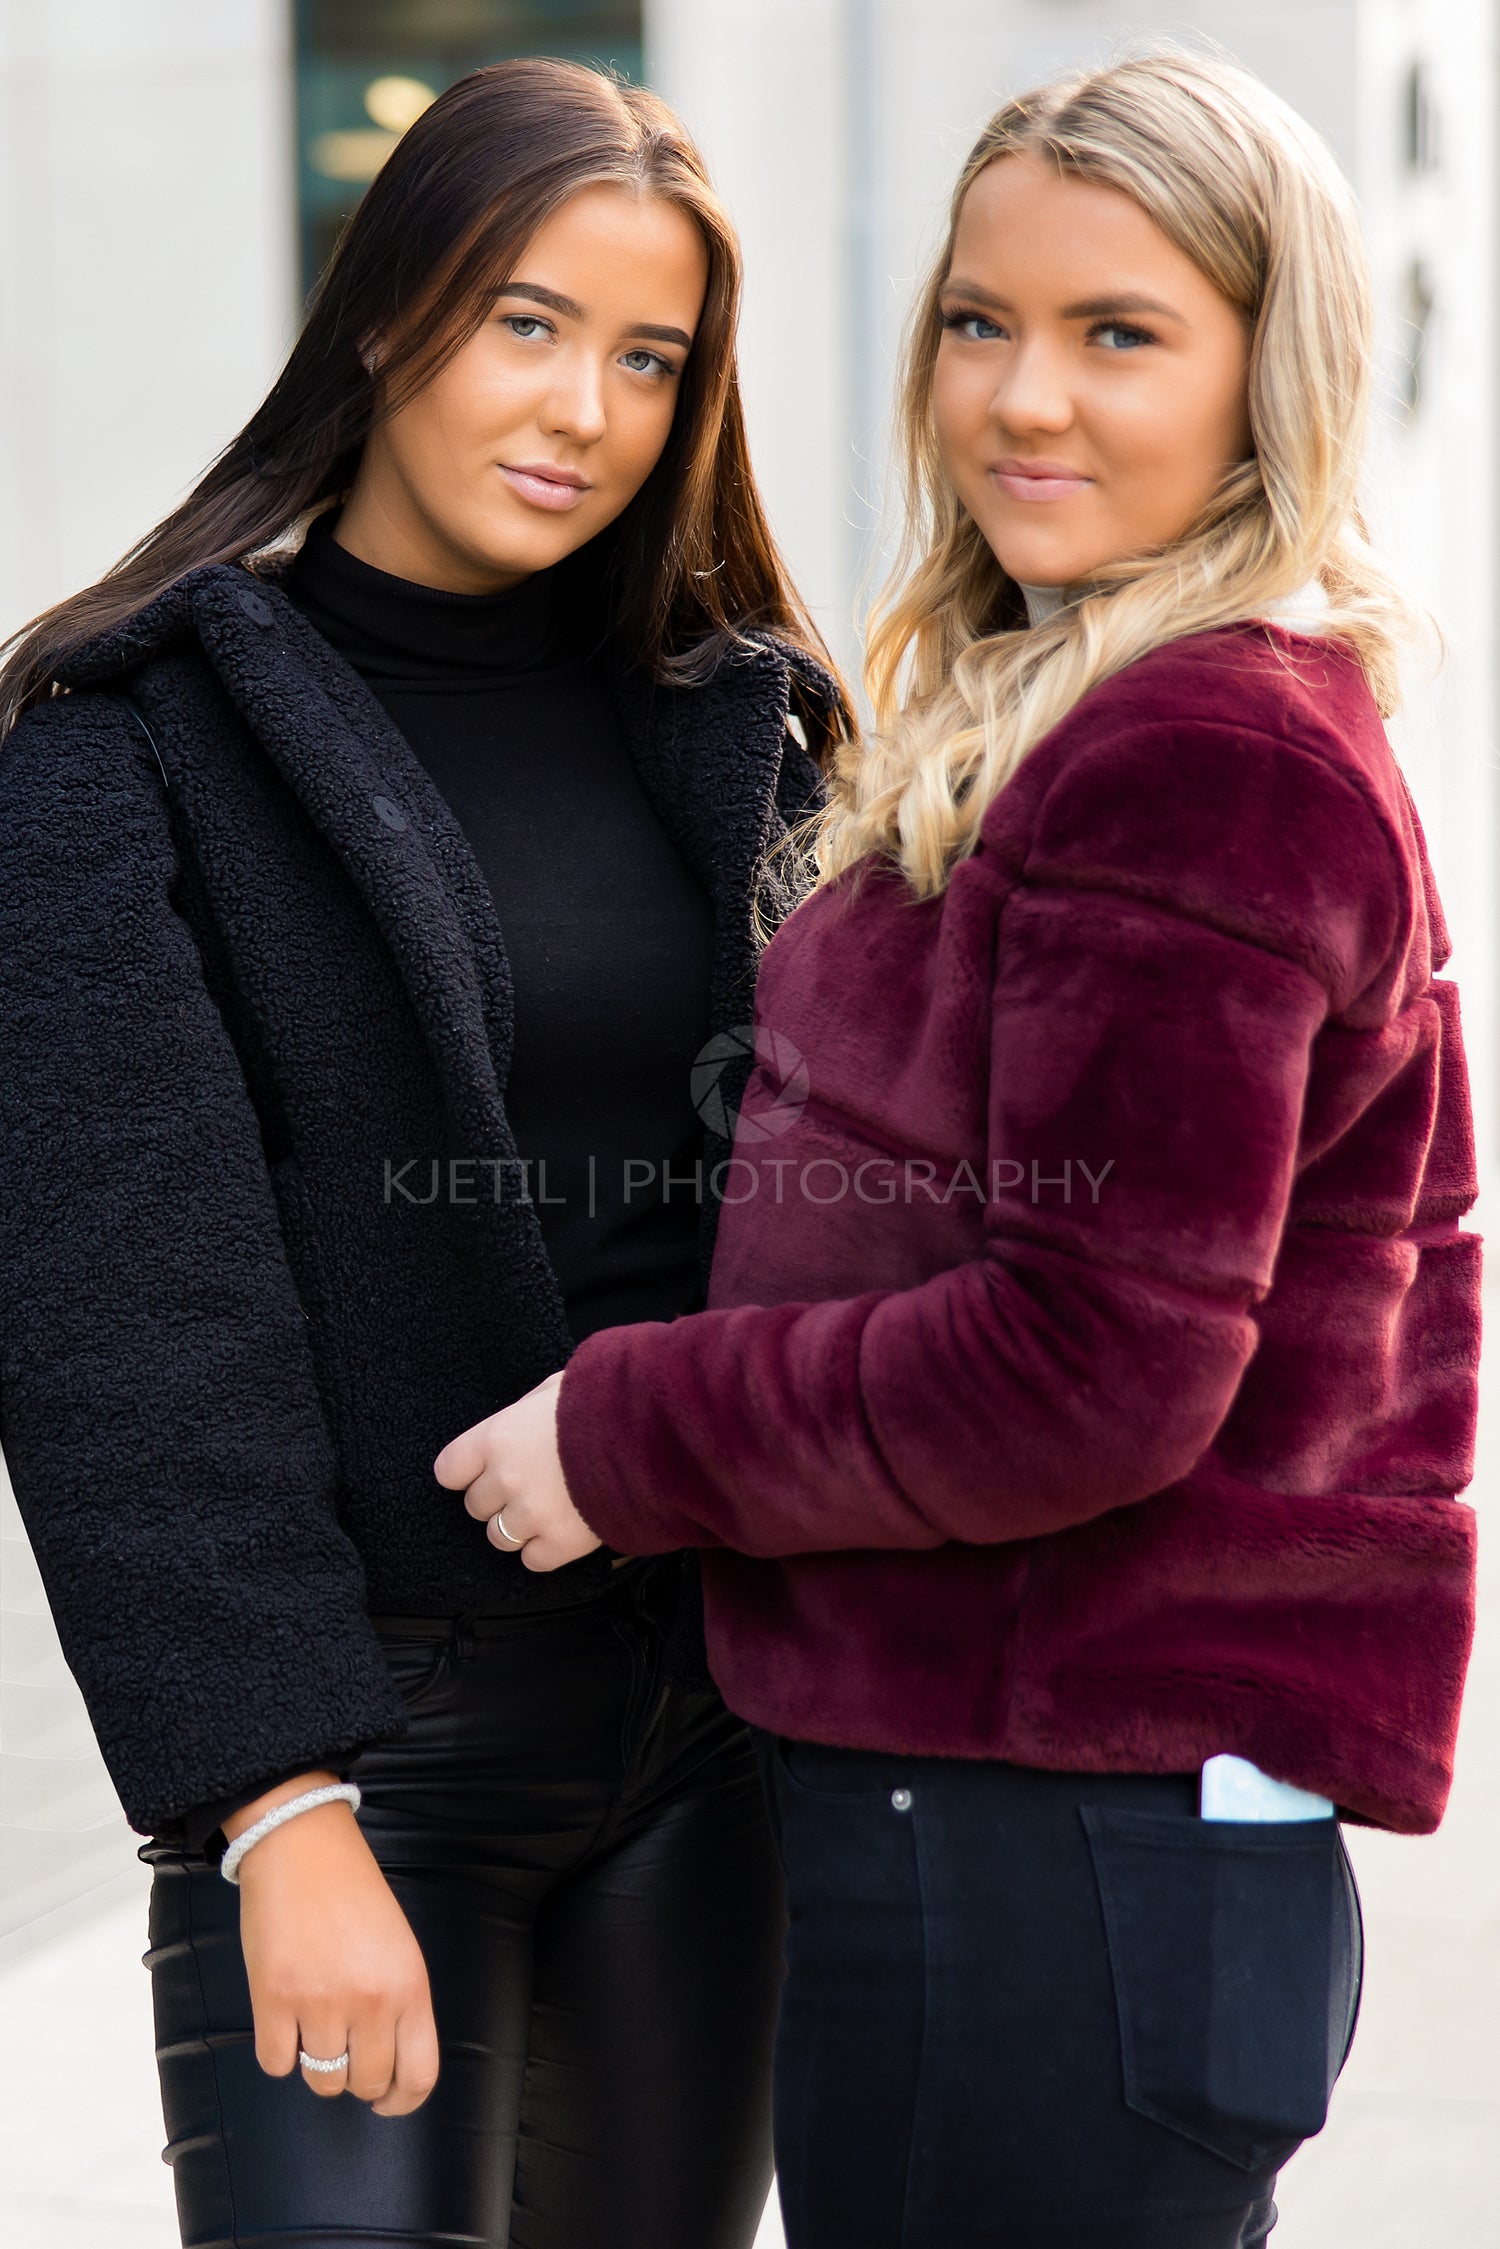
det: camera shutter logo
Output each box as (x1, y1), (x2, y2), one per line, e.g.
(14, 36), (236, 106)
(691, 1026), (809, 1144)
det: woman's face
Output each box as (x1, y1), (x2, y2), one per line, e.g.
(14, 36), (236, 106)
(931, 153), (1254, 590)
(340, 182), (710, 593)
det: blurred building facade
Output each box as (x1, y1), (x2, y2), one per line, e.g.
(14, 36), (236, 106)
(1, 0), (1495, 1946)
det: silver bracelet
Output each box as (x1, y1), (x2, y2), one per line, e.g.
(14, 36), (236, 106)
(219, 1783), (363, 1885)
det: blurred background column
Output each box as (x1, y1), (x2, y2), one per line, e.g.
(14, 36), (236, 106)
(0, 0), (296, 643)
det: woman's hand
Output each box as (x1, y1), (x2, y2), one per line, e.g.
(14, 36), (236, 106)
(225, 1772), (440, 2117)
(434, 1370), (603, 1571)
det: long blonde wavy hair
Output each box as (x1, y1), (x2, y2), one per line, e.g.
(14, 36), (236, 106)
(813, 48), (1415, 900)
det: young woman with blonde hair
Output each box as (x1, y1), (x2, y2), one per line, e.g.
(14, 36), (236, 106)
(439, 49), (1475, 2247)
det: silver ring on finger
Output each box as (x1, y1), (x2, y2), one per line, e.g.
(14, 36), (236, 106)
(299, 2048), (350, 2075)
(491, 1507), (523, 1546)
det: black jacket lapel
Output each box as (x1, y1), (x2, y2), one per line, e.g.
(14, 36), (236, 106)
(607, 640), (834, 1036)
(190, 569), (528, 1156)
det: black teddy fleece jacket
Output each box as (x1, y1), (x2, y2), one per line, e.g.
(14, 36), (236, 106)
(0, 562), (832, 1835)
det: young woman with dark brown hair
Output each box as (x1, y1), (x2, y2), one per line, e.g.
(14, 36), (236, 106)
(0, 58), (848, 2249)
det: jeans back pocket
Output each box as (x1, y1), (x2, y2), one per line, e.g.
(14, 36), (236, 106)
(1081, 1806), (1361, 2171)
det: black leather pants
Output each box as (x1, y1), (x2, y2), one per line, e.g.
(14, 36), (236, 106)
(141, 1559), (785, 2248)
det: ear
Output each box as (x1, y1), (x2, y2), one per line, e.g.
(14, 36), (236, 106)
(357, 332), (385, 378)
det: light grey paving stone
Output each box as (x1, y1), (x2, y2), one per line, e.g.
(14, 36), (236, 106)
(0, 1820), (141, 1949)
(1, 2200), (179, 2249)
(0, 1525), (49, 1614)
(0, 1872), (176, 2244)
(0, 1610), (80, 1690)
(0, 1753), (125, 1834)
(754, 2183), (787, 2248)
(0, 1678), (103, 1765)
(1274, 2094), (1500, 2247)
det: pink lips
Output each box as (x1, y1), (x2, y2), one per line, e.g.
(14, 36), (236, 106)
(497, 462), (592, 512)
(992, 456), (1093, 503)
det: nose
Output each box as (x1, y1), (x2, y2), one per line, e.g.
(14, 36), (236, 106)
(990, 337), (1074, 439)
(541, 348), (608, 447)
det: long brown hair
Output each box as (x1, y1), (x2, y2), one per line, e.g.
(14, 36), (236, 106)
(0, 58), (851, 743)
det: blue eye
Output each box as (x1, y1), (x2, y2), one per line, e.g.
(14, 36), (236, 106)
(941, 308), (1005, 341)
(1091, 320), (1155, 351)
(501, 314), (549, 340)
(621, 347), (672, 376)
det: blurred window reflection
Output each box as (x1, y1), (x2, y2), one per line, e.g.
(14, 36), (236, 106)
(295, 0), (645, 296)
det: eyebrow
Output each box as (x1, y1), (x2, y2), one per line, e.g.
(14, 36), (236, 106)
(941, 278), (1187, 325)
(496, 281), (693, 350)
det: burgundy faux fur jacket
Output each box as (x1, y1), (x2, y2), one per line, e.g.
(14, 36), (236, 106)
(556, 622), (1481, 1835)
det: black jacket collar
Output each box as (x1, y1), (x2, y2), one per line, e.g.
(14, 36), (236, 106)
(57, 564), (833, 1262)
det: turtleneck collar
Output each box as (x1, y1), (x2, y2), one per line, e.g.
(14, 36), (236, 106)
(1262, 578), (1331, 634)
(283, 508), (579, 688)
(1015, 576), (1330, 634)
(1017, 581), (1069, 628)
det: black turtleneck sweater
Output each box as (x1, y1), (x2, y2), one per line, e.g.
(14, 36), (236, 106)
(284, 512), (716, 1343)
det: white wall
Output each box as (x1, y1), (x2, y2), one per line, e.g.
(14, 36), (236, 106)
(0, 0), (297, 641)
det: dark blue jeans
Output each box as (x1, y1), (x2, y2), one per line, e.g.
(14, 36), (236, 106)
(763, 1742), (1362, 2249)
